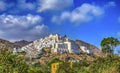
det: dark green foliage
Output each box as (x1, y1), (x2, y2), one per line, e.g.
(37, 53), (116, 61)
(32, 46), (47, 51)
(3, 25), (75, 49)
(73, 61), (88, 67)
(29, 65), (50, 73)
(56, 61), (89, 73)
(89, 55), (120, 73)
(1, 49), (120, 73)
(17, 51), (26, 55)
(101, 37), (120, 54)
(55, 54), (120, 73)
(57, 62), (73, 73)
(0, 49), (29, 73)
(48, 58), (63, 66)
(33, 62), (41, 67)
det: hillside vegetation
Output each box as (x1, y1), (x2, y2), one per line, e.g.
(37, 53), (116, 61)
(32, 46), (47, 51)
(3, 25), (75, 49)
(0, 37), (120, 73)
(0, 49), (120, 73)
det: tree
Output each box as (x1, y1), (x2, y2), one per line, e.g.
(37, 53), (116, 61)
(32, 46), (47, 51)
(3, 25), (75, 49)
(101, 37), (120, 54)
(118, 50), (120, 56)
(0, 49), (29, 73)
(89, 55), (120, 73)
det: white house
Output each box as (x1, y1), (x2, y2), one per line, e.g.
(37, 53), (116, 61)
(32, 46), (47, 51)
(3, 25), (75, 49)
(80, 46), (92, 54)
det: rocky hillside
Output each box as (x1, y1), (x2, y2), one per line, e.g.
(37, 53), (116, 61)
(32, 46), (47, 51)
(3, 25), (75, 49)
(30, 48), (95, 65)
(0, 39), (15, 51)
(14, 40), (32, 48)
(36, 40), (102, 65)
(75, 40), (102, 57)
(0, 39), (32, 51)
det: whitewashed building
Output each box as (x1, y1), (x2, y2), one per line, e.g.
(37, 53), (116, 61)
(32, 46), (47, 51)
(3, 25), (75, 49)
(80, 46), (92, 54)
(14, 34), (94, 58)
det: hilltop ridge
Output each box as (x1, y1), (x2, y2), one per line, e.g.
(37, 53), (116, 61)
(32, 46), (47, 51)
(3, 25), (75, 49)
(0, 39), (15, 51)
(13, 34), (102, 58)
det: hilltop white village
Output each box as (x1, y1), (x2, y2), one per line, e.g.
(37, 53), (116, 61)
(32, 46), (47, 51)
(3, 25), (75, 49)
(13, 34), (93, 58)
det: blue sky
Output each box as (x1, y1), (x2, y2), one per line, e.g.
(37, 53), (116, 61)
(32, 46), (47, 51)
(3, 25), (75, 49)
(0, 0), (120, 51)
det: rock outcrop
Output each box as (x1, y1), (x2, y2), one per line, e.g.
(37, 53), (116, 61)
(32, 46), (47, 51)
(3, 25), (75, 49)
(75, 40), (102, 57)
(14, 40), (32, 48)
(0, 39), (15, 51)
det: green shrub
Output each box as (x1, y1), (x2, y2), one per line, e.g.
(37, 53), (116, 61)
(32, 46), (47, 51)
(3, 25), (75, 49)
(89, 55), (120, 73)
(0, 49), (29, 73)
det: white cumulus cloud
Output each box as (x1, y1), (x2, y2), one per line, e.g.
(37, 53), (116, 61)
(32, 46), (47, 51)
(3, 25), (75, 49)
(37, 0), (73, 12)
(0, 14), (50, 41)
(0, 14), (42, 29)
(52, 3), (104, 25)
